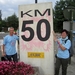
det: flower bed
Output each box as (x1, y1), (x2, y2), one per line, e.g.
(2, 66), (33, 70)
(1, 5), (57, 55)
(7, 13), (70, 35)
(0, 61), (34, 75)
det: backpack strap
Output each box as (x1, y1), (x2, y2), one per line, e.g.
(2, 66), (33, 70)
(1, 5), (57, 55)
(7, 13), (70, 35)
(65, 39), (73, 57)
(65, 39), (68, 43)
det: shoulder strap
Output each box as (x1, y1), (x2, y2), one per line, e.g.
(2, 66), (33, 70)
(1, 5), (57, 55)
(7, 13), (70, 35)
(65, 39), (73, 57)
(65, 39), (68, 43)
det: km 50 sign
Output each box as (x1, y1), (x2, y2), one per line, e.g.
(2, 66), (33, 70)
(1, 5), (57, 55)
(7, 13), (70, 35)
(19, 2), (54, 75)
(21, 9), (51, 41)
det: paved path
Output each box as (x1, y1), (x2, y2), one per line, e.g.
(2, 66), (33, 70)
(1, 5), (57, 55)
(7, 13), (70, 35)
(67, 55), (75, 75)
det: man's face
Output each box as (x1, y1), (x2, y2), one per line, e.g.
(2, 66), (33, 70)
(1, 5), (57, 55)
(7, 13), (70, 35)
(61, 32), (67, 39)
(9, 28), (14, 35)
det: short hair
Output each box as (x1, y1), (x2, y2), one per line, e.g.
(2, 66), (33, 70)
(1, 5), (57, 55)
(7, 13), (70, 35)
(61, 29), (69, 35)
(9, 27), (14, 30)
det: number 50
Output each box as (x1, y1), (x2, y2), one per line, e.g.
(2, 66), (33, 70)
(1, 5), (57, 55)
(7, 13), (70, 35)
(21, 19), (51, 41)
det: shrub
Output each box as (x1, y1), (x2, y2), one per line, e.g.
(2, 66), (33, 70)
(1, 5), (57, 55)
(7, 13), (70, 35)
(0, 61), (34, 75)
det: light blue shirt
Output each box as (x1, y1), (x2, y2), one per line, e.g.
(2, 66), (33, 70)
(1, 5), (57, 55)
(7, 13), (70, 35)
(57, 37), (71, 59)
(3, 35), (19, 55)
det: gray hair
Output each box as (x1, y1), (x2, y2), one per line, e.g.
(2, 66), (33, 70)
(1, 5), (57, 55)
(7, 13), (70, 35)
(9, 27), (14, 30)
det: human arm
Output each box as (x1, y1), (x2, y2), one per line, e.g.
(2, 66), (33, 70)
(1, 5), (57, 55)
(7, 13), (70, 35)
(2, 37), (7, 56)
(15, 35), (19, 40)
(53, 31), (58, 41)
(2, 44), (6, 56)
(57, 40), (66, 50)
(57, 40), (71, 51)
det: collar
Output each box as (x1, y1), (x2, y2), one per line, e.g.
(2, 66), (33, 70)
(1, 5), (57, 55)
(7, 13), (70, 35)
(61, 36), (68, 41)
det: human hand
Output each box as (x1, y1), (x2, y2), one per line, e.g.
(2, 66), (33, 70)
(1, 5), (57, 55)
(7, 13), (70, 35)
(57, 40), (60, 45)
(2, 52), (6, 57)
(52, 31), (57, 41)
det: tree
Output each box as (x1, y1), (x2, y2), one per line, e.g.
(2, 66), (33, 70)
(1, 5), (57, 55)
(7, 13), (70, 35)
(6, 13), (18, 30)
(54, 0), (75, 32)
(0, 10), (2, 21)
(0, 13), (18, 32)
(0, 10), (2, 31)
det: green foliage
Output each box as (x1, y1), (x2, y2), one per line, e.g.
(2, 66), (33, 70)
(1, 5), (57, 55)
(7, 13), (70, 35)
(6, 13), (18, 30)
(54, 0), (75, 32)
(0, 21), (2, 31)
(1, 0), (75, 32)
(0, 13), (18, 32)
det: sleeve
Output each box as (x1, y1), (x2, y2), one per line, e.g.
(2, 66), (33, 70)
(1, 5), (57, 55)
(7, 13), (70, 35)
(3, 37), (7, 45)
(63, 40), (71, 50)
(56, 38), (61, 45)
(15, 35), (19, 40)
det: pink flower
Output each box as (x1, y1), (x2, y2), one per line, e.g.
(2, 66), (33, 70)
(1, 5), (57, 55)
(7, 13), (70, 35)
(0, 61), (34, 75)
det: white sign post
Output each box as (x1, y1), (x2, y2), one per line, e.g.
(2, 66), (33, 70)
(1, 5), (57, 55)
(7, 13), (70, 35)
(19, 2), (54, 75)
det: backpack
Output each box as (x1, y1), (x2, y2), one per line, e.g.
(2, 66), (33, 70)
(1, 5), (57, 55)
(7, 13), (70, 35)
(1, 56), (8, 61)
(65, 39), (73, 57)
